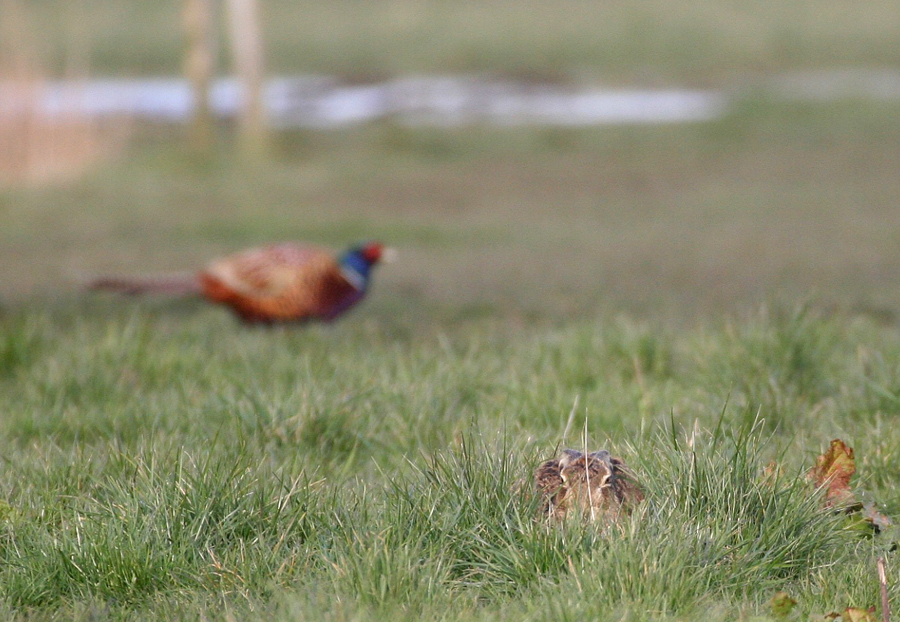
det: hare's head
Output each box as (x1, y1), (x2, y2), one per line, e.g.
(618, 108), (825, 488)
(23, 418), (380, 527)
(534, 447), (643, 522)
(557, 450), (616, 507)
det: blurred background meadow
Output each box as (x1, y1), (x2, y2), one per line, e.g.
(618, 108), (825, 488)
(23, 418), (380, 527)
(3, 1), (900, 620)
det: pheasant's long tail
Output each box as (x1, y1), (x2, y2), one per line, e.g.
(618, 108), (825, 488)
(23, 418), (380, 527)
(88, 273), (202, 296)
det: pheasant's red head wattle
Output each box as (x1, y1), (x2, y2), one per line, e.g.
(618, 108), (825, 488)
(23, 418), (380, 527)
(361, 242), (385, 265)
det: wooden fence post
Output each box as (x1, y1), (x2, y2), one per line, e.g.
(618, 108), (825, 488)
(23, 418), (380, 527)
(182, 0), (216, 153)
(224, 0), (267, 158)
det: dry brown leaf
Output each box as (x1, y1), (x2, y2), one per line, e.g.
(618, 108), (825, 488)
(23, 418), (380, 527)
(808, 439), (856, 507)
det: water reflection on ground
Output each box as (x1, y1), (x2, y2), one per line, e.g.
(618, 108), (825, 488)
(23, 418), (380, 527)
(4, 70), (900, 127)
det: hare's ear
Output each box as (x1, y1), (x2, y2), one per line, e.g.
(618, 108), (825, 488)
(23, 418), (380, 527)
(589, 450), (614, 470)
(559, 449), (583, 467)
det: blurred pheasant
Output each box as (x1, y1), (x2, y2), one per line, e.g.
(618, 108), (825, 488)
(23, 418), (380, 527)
(89, 241), (390, 323)
(534, 449), (643, 521)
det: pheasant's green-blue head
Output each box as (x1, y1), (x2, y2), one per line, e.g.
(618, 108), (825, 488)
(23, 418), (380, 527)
(340, 242), (391, 290)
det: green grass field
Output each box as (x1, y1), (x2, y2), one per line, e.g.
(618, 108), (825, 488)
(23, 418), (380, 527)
(3, 1), (900, 620)
(3, 304), (900, 620)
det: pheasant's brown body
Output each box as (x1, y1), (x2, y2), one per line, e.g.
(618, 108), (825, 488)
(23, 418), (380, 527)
(199, 244), (361, 323)
(90, 242), (386, 324)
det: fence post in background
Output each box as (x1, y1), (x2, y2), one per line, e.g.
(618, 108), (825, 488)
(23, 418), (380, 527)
(224, 0), (267, 159)
(182, 0), (216, 154)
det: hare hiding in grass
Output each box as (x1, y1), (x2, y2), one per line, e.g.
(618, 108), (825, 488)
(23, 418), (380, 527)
(534, 449), (643, 521)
